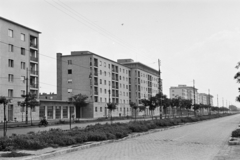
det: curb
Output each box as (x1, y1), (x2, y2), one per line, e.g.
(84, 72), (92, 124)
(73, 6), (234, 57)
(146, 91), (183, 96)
(228, 137), (240, 145)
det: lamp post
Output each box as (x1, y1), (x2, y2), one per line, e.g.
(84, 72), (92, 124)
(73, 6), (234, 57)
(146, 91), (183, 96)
(158, 59), (163, 119)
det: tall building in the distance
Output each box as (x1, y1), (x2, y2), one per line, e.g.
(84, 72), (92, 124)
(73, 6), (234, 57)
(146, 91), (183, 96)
(117, 59), (160, 104)
(0, 17), (40, 121)
(199, 93), (213, 106)
(169, 85), (199, 104)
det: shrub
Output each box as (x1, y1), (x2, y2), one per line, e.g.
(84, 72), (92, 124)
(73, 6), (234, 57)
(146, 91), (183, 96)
(128, 123), (148, 132)
(232, 129), (240, 137)
(0, 137), (14, 151)
(87, 131), (107, 141)
(74, 133), (88, 143)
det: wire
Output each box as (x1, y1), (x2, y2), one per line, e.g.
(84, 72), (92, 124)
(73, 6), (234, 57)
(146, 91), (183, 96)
(43, 0), (156, 62)
(0, 40), (90, 71)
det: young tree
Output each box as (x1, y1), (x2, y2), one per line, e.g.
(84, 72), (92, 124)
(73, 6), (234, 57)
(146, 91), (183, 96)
(149, 97), (157, 120)
(185, 99), (192, 117)
(21, 93), (39, 125)
(234, 62), (240, 102)
(107, 102), (117, 124)
(129, 102), (138, 121)
(20, 93), (40, 125)
(162, 96), (170, 119)
(70, 93), (89, 121)
(139, 99), (147, 120)
(0, 96), (11, 137)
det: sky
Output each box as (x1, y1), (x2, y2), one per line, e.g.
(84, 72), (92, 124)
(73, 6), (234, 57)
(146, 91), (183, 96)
(1, 0), (240, 107)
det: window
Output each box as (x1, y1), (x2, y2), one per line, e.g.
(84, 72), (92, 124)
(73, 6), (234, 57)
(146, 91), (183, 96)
(8, 59), (14, 67)
(21, 33), (25, 41)
(21, 62), (25, 69)
(8, 89), (13, 97)
(104, 80), (106, 85)
(95, 107), (97, 112)
(99, 61), (102, 66)
(68, 79), (72, 83)
(104, 89), (107, 94)
(8, 74), (14, 82)
(104, 62), (106, 67)
(8, 44), (13, 52)
(8, 29), (13, 37)
(108, 64), (110, 68)
(21, 48), (25, 55)
(21, 90), (25, 96)
(104, 71), (106, 76)
(100, 88), (102, 93)
(55, 106), (61, 119)
(63, 106), (68, 118)
(100, 79), (102, 84)
(68, 69), (72, 74)
(68, 60), (72, 65)
(100, 107), (102, 112)
(100, 97), (102, 102)
(68, 89), (72, 93)
(100, 70), (102, 75)
(21, 76), (25, 83)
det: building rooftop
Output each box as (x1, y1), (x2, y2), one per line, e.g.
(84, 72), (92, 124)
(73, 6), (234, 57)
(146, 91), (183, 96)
(0, 16), (41, 33)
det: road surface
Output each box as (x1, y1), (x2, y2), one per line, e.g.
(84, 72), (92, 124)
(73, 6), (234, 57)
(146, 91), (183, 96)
(47, 114), (240, 160)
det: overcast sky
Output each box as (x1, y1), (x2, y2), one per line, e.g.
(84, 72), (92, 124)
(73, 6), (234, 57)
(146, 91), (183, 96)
(1, 0), (240, 107)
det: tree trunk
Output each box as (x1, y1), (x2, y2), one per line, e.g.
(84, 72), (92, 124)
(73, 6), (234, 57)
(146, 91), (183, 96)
(30, 107), (33, 126)
(3, 103), (6, 137)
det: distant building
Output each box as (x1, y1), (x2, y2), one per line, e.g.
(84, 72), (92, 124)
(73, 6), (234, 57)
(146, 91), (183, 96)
(169, 85), (199, 104)
(39, 92), (58, 100)
(199, 93), (213, 106)
(0, 17), (40, 122)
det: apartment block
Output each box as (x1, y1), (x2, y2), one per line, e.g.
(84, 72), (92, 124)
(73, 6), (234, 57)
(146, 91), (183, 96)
(118, 59), (160, 116)
(170, 85), (199, 104)
(0, 17), (40, 122)
(199, 93), (213, 106)
(57, 51), (132, 118)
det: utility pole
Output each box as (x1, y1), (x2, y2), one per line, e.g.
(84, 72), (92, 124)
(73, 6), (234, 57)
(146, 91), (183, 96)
(193, 80), (196, 115)
(208, 89), (211, 115)
(25, 68), (29, 124)
(158, 59), (162, 119)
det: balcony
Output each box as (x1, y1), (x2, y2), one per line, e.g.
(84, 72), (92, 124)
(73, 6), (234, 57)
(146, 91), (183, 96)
(30, 43), (38, 49)
(30, 70), (38, 75)
(30, 83), (38, 89)
(94, 91), (98, 95)
(30, 56), (38, 62)
(94, 72), (98, 76)
(94, 81), (98, 85)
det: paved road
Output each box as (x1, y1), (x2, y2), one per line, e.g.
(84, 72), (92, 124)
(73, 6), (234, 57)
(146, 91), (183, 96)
(47, 114), (240, 160)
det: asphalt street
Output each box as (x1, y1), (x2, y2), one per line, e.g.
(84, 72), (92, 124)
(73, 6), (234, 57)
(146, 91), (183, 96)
(46, 114), (240, 160)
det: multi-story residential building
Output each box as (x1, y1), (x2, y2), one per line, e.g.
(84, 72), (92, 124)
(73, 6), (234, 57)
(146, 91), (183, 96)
(170, 85), (199, 104)
(57, 51), (132, 118)
(57, 53), (161, 118)
(117, 59), (160, 116)
(0, 17), (40, 122)
(199, 93), (213, 106)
